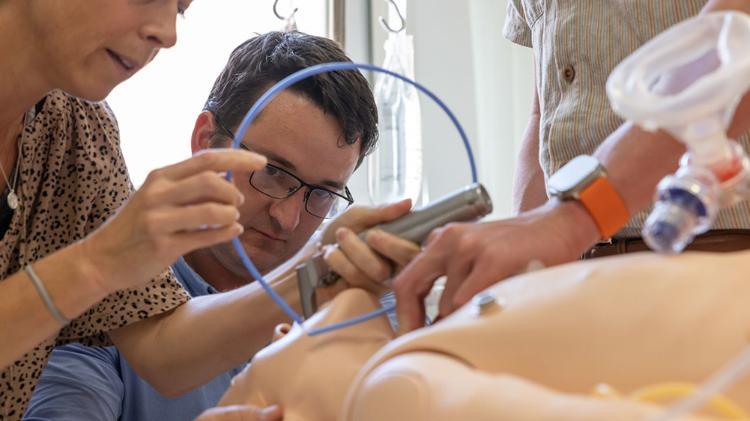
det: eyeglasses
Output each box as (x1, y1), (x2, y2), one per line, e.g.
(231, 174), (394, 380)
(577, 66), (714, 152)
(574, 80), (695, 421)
(249, 160), (353, 219)
(214, 115), (354, 219)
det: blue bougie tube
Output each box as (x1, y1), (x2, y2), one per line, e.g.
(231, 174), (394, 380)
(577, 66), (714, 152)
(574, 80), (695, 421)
(227, 61), (477, 335)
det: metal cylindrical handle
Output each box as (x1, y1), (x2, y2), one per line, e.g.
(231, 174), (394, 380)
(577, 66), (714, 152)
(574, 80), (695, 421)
(363, 183), (492, 244)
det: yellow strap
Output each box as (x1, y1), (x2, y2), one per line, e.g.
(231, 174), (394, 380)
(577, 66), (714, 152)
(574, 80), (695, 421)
(630, 382), (749, 419)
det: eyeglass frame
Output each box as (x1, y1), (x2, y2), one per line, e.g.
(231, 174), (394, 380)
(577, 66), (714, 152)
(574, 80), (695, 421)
(213, 114), (354, 219)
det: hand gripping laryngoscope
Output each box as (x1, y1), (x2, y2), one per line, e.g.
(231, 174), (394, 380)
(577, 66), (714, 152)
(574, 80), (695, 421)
(297, 183), (492, 319)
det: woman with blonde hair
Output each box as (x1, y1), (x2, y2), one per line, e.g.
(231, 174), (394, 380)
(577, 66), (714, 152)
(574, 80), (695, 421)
(0, 1), (276, 418)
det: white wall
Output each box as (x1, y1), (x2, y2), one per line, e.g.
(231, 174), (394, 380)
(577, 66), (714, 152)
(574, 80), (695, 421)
(356, 0), (534, 218)
(470, 0), (535, 218)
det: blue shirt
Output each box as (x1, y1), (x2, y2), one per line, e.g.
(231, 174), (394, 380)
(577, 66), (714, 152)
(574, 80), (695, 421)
(24, 258), (246, 421)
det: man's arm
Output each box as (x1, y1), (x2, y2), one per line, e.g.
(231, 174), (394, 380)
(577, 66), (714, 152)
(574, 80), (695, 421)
(23, 344), (123, 421)
(392, 0), (750, 333)
(109, 278), (298, 397)
(512, 62), (547, 214)
(391, 102), (688, 332)
(109, 201), (419, 397)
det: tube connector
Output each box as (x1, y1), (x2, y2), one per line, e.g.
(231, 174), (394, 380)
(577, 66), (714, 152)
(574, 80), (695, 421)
(643, 166), (719, 253)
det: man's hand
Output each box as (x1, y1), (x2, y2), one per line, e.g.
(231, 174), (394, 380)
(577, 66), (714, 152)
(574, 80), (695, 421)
(195, 405), (282, 421)
(392, 200), (599, 333)
(319, 198), (412, 245)
(317, 199), (421, 298)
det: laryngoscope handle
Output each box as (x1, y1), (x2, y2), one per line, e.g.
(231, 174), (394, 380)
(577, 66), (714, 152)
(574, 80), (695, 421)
(317, 182), (493, 287)
(362, 182), (492, 245)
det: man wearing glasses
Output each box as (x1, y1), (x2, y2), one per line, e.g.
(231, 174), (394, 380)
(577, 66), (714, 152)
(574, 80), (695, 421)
(25, 31), (419, 421)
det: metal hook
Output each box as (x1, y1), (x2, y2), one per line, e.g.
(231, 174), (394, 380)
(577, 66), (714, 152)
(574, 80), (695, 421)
(273, 0), (299, 22)
(378, 0), (405, 33)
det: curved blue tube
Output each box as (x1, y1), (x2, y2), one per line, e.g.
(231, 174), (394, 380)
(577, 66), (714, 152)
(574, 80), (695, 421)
(227, 61), (477, 335)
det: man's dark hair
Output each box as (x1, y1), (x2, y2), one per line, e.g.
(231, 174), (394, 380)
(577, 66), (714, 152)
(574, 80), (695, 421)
(204, 31), (378, 166)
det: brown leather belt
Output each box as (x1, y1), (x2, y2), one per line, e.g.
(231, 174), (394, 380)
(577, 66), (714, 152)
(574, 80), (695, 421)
(582, 229), (750, 259)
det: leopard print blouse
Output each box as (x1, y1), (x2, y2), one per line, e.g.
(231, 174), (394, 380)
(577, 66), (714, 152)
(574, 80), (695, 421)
(0, 90), (190, 419)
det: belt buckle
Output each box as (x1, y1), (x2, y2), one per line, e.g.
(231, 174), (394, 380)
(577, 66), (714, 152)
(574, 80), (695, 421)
(581, 237), (615, 260)
(596, 237), (614, 246)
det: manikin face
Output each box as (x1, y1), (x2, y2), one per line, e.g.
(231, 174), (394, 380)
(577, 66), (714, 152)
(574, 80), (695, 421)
(22, 0), (191, 101)
(206, 90), (361, 275)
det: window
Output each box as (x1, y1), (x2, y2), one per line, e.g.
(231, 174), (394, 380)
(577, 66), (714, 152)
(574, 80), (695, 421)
(367, 0), (533, 217)
(107, 0), (328, 187)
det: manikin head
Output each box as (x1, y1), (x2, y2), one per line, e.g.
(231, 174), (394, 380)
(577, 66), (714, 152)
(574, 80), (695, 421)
(217, 288), (395, 421)
(189, 31), (378, 284)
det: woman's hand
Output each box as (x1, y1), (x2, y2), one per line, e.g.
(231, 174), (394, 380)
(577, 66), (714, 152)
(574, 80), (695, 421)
(195, 405), (282, 421)
(79, 149), (266, 294)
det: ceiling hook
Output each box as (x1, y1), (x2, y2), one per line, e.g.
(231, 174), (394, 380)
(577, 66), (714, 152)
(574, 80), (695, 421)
(273, 0), (299, 23)
(378, 0), (406, 33)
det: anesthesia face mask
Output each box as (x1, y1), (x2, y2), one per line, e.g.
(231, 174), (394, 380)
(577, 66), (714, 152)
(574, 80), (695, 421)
(607, 11), (750, 253)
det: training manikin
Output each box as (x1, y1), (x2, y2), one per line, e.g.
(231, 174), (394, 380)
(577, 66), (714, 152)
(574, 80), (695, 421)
(217, 251), (750, 420)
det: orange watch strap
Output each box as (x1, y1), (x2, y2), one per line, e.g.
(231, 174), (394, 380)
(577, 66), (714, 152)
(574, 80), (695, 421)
(578, 176), (630, 239)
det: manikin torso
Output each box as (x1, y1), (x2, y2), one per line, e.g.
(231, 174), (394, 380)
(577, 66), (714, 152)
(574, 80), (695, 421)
(219, 251), (750, 420)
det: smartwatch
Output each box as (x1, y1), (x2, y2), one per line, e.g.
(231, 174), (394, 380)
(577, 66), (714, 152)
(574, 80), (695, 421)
(547, 155), (630, 239)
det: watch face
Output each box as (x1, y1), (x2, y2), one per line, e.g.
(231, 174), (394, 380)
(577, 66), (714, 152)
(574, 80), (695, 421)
(548, 155), (604, 197)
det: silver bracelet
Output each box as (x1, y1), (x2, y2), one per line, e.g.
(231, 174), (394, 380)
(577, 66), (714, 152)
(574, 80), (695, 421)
(26, 264), (71, 326)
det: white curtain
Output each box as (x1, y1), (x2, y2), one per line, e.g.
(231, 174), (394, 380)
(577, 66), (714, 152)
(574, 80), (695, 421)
(359, 0), (533, 217)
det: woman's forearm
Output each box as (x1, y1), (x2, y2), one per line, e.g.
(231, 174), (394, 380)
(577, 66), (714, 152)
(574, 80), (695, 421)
(0, 242), (108, 369)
